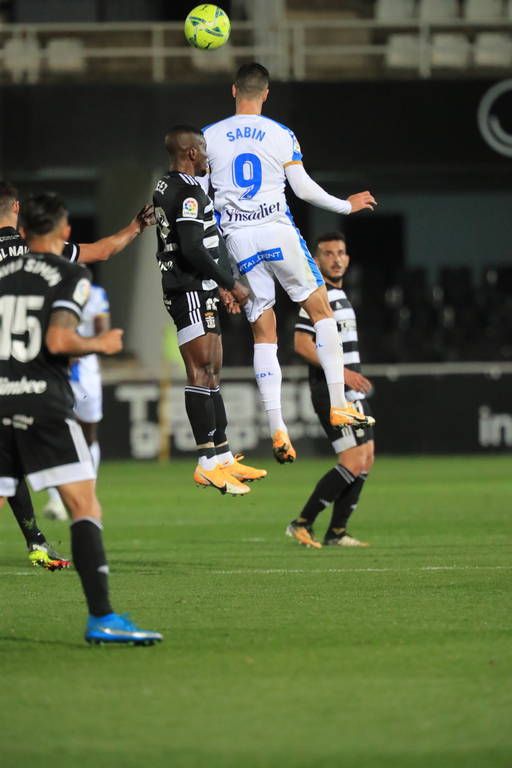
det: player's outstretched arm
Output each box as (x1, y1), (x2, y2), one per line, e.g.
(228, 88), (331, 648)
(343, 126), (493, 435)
(285, 164), (377, 215)
(77, 204), (155, 264)
(46, 309), (123, 357)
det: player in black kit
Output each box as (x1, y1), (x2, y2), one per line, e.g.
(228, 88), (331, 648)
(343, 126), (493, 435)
(153, 125), (266, 494)
(0, 192), (162, 645)
(0, 181), (153, 568)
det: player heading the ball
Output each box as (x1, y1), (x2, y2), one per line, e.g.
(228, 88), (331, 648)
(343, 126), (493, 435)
(203, 63), (376, 464)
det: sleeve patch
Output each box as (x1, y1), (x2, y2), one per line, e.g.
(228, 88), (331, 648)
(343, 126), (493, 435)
(72, 278), (91, 307)
(182, 197), (199, 219)
(291, 133), (302, 162)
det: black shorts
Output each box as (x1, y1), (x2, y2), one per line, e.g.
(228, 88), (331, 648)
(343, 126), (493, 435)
(310, 382), (374, 455)
(164, 288), (221, 346)
(0, 414), (95, 495)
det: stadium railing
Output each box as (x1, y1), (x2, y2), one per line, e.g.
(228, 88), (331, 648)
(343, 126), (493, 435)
(0, 15), (511, 82)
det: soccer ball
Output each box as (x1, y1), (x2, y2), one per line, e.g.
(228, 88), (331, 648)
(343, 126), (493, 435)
(184, 4), (231, 50)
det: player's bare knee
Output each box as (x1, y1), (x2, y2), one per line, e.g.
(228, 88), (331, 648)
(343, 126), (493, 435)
(209, 371), (220, 389)
(364, 443), (375, 473)
(69, 495), (101, 522)
(187, 366), (210, 388)
(302, 288), (332, 324)
(339, 448), (366, 477)
(251, 309), (277, 344)
(252, 327), (277, 344)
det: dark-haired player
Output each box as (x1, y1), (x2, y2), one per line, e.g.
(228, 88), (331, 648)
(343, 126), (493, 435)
(0, 192), (162, 644)
(0, 181), (153, 567)
(153, 125), (266, 495)
(203, 63), (376, 465)
(0, 181), (153, 266)
(288, 232), (375, 549)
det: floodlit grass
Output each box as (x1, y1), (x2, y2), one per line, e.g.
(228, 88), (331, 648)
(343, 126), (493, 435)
(1, 456), (511, 768)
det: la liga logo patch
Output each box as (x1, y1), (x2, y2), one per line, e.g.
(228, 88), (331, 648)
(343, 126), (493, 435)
(73, 278), (91, 306)
(182, 197), (199, 218)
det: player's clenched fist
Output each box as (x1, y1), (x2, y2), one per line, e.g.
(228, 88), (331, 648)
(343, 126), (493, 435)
(97, 329), (124, 355)
(134, 203), (156, 232)
(231, 280), (250, 307)
(347, 191), (377, 213)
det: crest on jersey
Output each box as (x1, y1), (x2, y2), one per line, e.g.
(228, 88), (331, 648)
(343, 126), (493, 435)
(73, 278), (91, 306)
(182, 197), (199, 218)
(292, 135), (301, 155)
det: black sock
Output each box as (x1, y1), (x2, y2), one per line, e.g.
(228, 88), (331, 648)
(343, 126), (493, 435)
(210, 387), (230, 456)
(297, 465), (356, 526)
(9, 479), (46, 547)
(185, 386), (216, 460)
(71, 519), (113, 617)
(327, 472), (368, 536)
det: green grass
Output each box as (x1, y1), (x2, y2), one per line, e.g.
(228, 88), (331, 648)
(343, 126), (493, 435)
(1, 456), (511, 768)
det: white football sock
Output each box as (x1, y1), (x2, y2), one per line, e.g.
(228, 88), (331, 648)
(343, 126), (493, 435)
(314, 317), (347, 408)
(216, 449), (234, 465)
(253, 343), (287, 436)
(90, 441), (100, 472)
(47, 486), (62, 503)
(198, 454), (218, 471)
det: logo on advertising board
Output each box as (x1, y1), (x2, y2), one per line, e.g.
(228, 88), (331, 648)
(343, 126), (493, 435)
(478, 80), (512, 158)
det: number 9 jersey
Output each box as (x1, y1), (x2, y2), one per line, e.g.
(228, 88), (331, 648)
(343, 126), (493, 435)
(203, 115), (302, 236)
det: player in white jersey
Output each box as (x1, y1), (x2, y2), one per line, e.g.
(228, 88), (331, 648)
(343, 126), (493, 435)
(203, 63), (376, 464)
(43, 283), (110, 520)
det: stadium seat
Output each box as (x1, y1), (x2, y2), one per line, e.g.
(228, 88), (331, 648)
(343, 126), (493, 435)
(46, 38), (86, 74)
(439, 267), (473, 304)
(465, 0), (504, 21)
(474, 33), (512, 67)
(4, 34), (41, 83)
(418, 0), (459, 20)
(385, 34), (420, 68)
(375, 0), (416, 20)
(431, 33), (471, 67)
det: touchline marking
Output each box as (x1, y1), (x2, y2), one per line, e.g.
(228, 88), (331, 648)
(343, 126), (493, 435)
(211, 565), (512, 575)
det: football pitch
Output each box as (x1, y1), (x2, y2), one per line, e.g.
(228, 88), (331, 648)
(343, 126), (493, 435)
(1, 456), (510, 768)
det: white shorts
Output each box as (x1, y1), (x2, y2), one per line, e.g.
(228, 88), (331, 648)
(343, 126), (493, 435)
(71, 371), (103, 423)
(225, 216), (324, 324)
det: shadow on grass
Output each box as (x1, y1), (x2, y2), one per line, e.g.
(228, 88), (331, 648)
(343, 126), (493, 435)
(0, 635), (148, 650)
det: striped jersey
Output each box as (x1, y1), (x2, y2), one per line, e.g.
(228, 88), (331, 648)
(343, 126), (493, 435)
(295, 283), (364, 402)
(153, 171), (222, 292)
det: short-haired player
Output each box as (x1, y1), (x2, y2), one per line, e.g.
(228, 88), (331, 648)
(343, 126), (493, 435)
(0, 192), (162, 643)
(202, 64), (376, 465)
(153, 126), (265, 494)
(287, 232), (375, 549)
(0, 180), (154, 567)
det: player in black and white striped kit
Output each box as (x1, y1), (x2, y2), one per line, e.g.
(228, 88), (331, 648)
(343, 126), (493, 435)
(288, 232), (375, 548)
